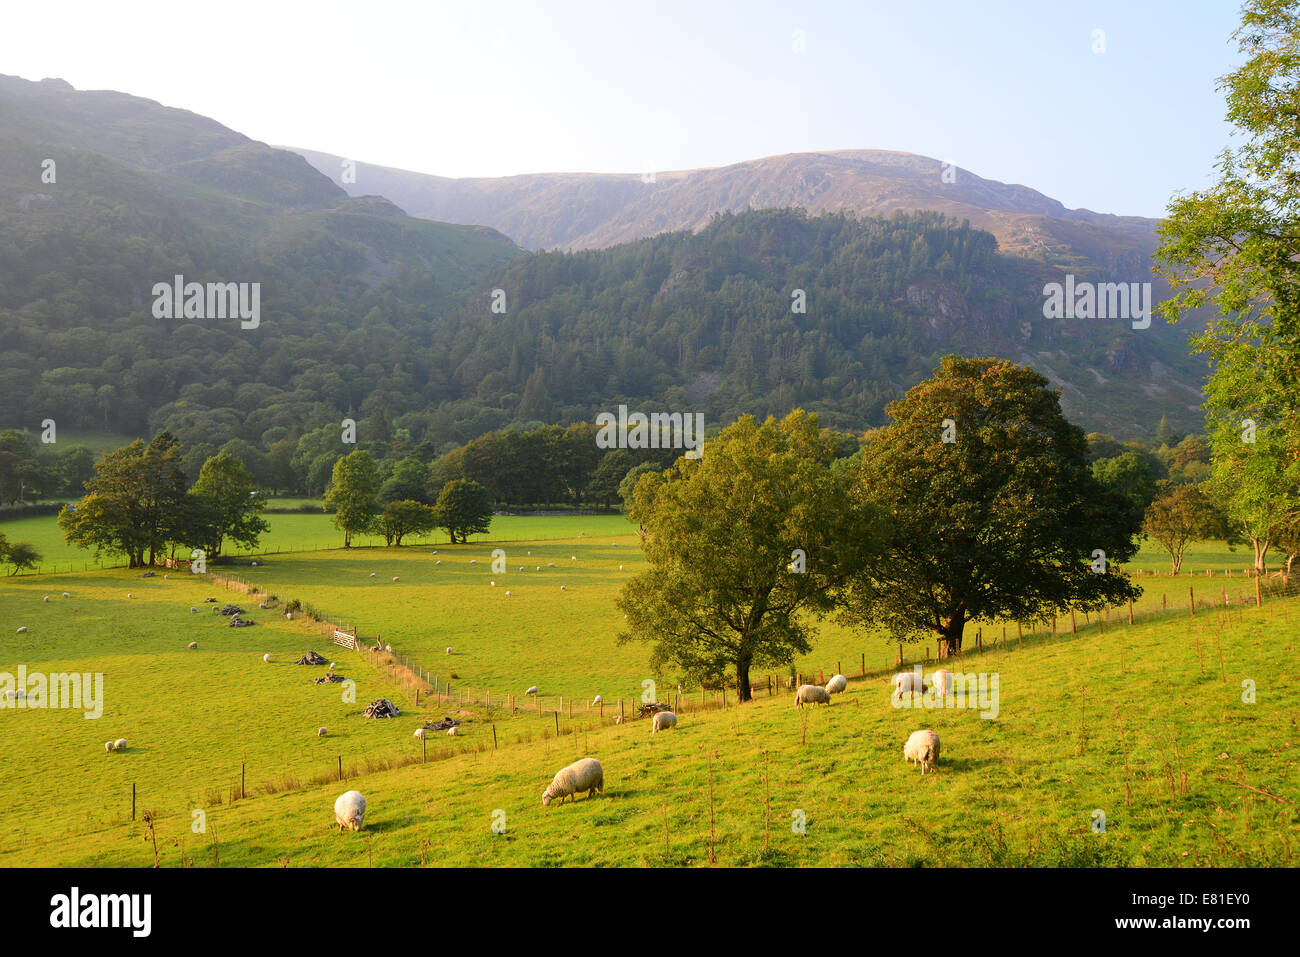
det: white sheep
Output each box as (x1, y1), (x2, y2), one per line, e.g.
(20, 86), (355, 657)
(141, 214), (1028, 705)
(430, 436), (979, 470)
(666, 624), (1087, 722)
(592, 695), (603, 706)
(16, 626), (27, 634)
(413, 728), (426, 739)
(892, 670), (925, 701)
(491, 581), (496, 586)
(445, 646), (452, 655)
(525, 685), (538, 696)
(104, 741), (114, 753)
(334, 790), (366, 831)
(470, 559), (477, 564)
(62, 592), (70, 598)
(114, 738), (127, 751)
(392, 576), (399, 582)
(651, 711), (678, 733)
(505, 591), (511, 596)
(384, 644), (392, 653)
(262, 654), (271, 663)
(43, 595), (49, 602)
(904, 729), (941, 773)
(187, 641), (198, 650)
(370, 572), (376, 577)
(317, 727), (327, 737)
(548, 562), (556, 567)
(825, 674), (848, 695)
(435, 560), (441, 565)
(927, 669), (954, 698)
(560, 585), (566, 591)
(541, 757), (604, 806)
(190, 607), (198, 613)
(126, 593), (133, 598)
(446, 726), (458, 736)
(795, 684), (831, 707)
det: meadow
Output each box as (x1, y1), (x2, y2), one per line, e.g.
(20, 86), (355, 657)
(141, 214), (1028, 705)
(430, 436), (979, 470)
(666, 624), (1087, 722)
(0, 519), (1295, 867)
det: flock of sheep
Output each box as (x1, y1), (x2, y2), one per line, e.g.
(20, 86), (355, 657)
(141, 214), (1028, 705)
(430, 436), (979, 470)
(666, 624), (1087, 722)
(330, 663), (961, 833)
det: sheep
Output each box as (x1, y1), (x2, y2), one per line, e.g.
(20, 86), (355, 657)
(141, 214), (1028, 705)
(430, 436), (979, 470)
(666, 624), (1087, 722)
(651, 711), (678, 733)
(43, 595), (49, 602)
(571, 556), (577, 561)
(369, 572), (376, 577)
(317, 727), (327, 737)
(126, 593), (133, 598)
(413, 728), (426, 739)
(592, 694), (603, 706)
(334, 790), (366, 831)
(446, 726), (458, 736)
(560, 585), (566, 591)
(825, 674), (848, 695)
(505, 591), (511, 596)
(904, 729), (941, 773)
(891, 670), (925, 701)
(536, 566), (541, 571)
(541, 757), (604, 806)
(445, 647), (452, 655)
(795, 684), (831, 708)
(525, 686), (539, 696)
(470, 559), (477, 564)
(16, 626), (27, 634)
(392, 576), (399, 582)
(104, 741), (114, 753)
(548, 562), (556, 567)
(114, 738), (127, 751)
(927, 669), (954, 699)
(190, 607), (198, 613)
(435, 560), (441, 565)
(187, 641), (198, 650)
(491, 581), (496, 586)
(262, 654), (271, 663)
(384, 644), (393, 653)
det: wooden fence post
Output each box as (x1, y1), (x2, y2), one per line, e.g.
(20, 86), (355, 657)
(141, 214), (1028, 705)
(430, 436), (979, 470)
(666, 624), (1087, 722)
(1256, 576), (1262, 608)
(1189, 585), (1196, 617)
(1127, 598), (1134, 625)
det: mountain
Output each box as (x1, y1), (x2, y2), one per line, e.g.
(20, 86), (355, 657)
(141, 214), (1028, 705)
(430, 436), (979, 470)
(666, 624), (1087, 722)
(289, 146), (1161, 270)
(0, 74), (523, 437)
(0, 74), (1205, 457)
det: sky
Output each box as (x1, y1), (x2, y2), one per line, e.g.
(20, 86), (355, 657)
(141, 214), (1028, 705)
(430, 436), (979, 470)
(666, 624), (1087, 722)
(2, 0), (1245, 218)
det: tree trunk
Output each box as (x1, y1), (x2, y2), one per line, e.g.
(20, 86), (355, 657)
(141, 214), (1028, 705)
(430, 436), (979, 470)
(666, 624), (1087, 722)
(736, 658), (753, 702)
(937, 613), (965, 659)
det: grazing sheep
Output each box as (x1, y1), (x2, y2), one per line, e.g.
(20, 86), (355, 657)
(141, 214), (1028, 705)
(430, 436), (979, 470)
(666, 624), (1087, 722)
(262, 654), (271, 663)
(447, 726), (458, 736)
(16, 626), (27, 634)
(592, 694), (603, 706)
(126, 593), (133, 599)
(317, 727), (327, 737)
(413, 728), (426, 739)
(571, 556), (577, 561)
(62, 592), (70, 598)
(548, 562), (556, 567)
(904, 729), (941, 773)
(518, 566), (524, 572)
(104, 741), (114, 753)
(187, 641), (198, 650)
(114, 738), (127, 751)
(927, 669), (954, 698)
(445, 647), (452, 655)
(525, 685), (538, 696)
(825, 674), (848, 695)
(334, 790), (366, 831)
(541, 757), (604, 806)
(892, 670), (925, 701)
(795, 684), (832, 708)
(651, 711), (678, 733)
(491, 581), (496, 586)
(619, 565), (624, 571)
(536, 566), (540, 571)
(384, 644), (392, 653)
(392, 576), (399, 582)
(470, 559), (477, 564)
(43, 595), (49, 602)
(369, 572), (376, 577)
(190, 607), (198, 613)
(505, 591), (511, 596)
(560, 585), (566, 591)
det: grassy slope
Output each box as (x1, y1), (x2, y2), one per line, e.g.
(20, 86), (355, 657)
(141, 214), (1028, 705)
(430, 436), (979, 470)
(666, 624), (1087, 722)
(11, 585), (1297, 868)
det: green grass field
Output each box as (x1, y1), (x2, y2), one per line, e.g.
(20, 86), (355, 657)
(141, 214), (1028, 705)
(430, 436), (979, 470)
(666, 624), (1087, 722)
(0, 520), (1296, 867)
(2, 558), (1294, 867)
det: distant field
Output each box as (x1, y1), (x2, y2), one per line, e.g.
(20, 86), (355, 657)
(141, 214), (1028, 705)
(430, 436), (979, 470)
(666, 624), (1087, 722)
(0, 512), (636, 571)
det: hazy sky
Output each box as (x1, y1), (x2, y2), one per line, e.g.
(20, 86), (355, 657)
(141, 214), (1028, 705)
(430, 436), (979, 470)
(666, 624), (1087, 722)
(4, 0), (1243, 217)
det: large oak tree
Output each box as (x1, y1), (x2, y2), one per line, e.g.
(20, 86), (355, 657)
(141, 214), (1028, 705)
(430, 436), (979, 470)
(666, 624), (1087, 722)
(841, 357), (1142, 658)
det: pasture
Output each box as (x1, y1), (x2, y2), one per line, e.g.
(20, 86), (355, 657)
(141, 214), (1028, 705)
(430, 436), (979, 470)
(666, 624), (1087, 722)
(5, 575), (1296, 867)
